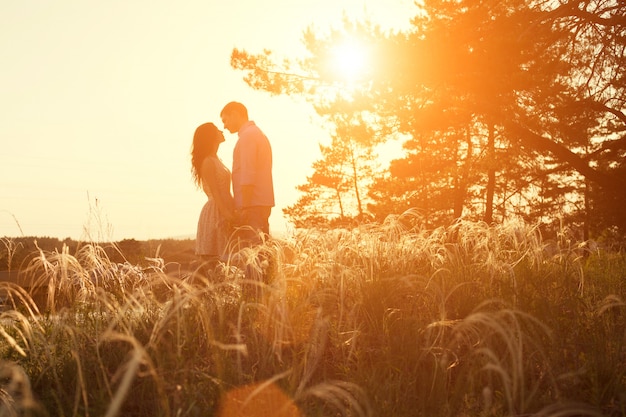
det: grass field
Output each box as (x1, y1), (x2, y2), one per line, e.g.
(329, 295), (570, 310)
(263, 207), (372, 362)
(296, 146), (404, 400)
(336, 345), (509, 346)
(0, 215), (625, 416)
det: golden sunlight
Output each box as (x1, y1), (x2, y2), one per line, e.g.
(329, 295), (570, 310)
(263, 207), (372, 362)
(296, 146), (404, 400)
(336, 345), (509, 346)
(330, 38), (369, 82)
(218, 382), (302, 417)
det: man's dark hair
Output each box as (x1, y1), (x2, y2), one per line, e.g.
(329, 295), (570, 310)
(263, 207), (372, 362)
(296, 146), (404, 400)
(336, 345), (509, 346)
(220, 101), (248, 119)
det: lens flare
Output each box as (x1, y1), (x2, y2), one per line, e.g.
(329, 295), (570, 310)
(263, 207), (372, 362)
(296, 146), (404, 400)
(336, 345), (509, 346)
(331, 38), (369, 82)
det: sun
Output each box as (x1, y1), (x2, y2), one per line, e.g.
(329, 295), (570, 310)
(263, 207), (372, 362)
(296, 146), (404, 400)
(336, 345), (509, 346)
(330, 38), (369, 83)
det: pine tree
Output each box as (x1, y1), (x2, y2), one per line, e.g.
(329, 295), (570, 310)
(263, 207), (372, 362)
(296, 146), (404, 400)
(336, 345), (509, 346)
(230, 0), (626, 235)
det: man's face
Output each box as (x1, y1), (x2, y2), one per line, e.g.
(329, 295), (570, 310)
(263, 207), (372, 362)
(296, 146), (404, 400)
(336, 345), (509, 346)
(221, 112), (238, 134)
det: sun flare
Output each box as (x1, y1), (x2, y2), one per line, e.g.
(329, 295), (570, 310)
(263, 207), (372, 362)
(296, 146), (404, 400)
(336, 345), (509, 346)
(330, 38), (369, 82)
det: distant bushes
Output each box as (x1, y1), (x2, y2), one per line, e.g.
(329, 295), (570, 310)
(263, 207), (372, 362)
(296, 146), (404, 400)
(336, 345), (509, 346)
(0, 237), (196, 271)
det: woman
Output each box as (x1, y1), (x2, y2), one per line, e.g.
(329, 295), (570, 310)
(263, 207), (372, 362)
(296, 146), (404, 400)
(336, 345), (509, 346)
(191, 122), (235, 267)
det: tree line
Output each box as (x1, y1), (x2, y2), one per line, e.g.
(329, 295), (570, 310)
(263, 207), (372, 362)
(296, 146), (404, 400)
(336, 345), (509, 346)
(0, 237), (196, 272)
(230, 0), (626, 242)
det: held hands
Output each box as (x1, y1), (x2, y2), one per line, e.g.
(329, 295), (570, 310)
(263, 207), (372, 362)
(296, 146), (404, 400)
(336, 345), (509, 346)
(221, 208), (252, 230)
(233, 207), (253, 227)
(217, 209), (237, 230)
(222, 209), (245, 229)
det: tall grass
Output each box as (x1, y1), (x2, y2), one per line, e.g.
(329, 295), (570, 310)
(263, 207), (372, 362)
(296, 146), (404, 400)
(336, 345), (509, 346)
(0, 214), (624, 416)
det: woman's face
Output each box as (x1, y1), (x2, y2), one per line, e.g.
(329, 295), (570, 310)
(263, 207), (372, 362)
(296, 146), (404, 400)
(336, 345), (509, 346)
(206, 129), (224, 153)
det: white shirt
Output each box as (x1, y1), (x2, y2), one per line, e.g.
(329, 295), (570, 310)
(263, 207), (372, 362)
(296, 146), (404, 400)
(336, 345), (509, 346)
(232, 121), (275, 209)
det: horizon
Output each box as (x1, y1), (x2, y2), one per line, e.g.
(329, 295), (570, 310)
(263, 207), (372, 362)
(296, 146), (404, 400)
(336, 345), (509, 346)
(0, 0), (416, 242)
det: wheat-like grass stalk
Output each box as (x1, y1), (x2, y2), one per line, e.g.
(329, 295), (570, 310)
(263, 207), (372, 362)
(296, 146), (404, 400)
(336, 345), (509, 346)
(0, 286), (43, 359)
(0, 238), (23, 273)
(0, 282), (42, 319)
(447, 300), (555, 416)
(99, 330), (166, 417)
(0, 218), (621, 416)
(297, 380), (373, 417)
(531, 401), (605, 417)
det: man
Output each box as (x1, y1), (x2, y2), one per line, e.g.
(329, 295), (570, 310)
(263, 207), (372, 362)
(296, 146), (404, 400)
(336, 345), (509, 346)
(220, 101), (275, 247)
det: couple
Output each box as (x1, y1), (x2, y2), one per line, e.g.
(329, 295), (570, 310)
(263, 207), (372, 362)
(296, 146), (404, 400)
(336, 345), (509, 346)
(191, 102), (274, 270)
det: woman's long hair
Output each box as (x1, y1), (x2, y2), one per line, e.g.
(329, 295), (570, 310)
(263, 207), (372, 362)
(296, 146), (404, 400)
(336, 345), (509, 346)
(191, 123), (222, 187)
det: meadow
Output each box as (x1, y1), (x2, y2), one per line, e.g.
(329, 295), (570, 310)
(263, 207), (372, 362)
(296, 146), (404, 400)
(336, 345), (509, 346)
(0, 213), (625, 417)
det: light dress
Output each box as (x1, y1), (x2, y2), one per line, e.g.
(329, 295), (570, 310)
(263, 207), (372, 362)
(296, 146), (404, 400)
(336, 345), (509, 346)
(195, 156), (233, 259)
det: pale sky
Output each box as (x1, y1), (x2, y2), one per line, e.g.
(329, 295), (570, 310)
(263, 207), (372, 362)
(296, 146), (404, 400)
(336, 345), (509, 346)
(1, 0), (416, 241)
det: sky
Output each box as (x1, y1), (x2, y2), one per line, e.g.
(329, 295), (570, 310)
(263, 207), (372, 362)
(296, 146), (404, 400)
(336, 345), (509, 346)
(1, 0), (416, 242)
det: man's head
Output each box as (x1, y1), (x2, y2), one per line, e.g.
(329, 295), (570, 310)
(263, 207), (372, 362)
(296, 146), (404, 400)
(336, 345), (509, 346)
(220, 101), (249, 134)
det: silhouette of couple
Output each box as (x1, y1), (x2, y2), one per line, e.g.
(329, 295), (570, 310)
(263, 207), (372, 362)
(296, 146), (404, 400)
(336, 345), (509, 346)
(190, 102), (274, 280)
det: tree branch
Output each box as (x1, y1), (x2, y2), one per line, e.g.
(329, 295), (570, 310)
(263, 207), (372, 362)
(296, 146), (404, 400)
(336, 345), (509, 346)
(551, 1), (626, 27)
(505, 121), (626, 193)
